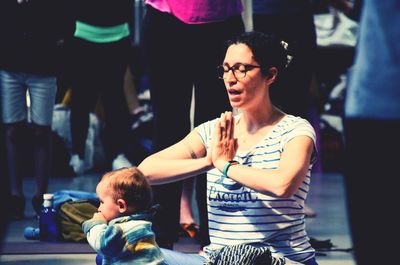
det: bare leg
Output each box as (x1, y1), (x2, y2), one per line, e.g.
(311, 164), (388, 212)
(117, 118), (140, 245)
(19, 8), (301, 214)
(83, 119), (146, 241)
(4, 122), (27, 219)
(179, 178), (199, 239)
(4, 122), (26, 196)
(31, 123), (52, 206)
(124, 65), (140, 113)
(180, 178), (196, 224)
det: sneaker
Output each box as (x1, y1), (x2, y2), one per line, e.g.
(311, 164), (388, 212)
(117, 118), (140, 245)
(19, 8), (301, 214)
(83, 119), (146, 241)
(112, 153), (133, 170)
(130, 105), (153, 131)
(69, 154), (85, 175)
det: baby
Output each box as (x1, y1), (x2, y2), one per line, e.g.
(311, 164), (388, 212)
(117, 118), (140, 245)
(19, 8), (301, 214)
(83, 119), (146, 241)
(82, 167), (165, 265)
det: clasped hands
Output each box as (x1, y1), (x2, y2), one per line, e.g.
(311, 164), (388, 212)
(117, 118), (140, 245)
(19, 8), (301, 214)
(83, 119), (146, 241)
(209, 111), (238, 171)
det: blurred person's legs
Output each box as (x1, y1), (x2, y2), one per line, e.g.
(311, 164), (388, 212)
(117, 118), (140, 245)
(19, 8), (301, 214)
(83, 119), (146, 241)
(28, 75), (56, 213)
(123, 65), (140, 114)
(70, 40), (101, 175)
(30, 123), (53, 214)
(2, 121), (26, 219)
(0, 71), (30, 219)
(99, 38), (132, 169)
(0, 121), (8, 245)
(70, 38), (132, 173)
(143, 7), (192, 248)
(192, 16), (244, 248)
(0, 71), (56, 217)
(143, 6), (244, 248)
(179, 178), (199, 238)
(344, 119), (400, 265)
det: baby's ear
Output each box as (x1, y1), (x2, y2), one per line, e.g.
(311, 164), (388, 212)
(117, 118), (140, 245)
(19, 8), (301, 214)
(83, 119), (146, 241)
(117, 199), (128, 213)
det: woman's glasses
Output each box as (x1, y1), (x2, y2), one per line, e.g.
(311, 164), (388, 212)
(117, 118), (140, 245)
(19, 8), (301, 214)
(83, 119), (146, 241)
(217, 63), (261, 79)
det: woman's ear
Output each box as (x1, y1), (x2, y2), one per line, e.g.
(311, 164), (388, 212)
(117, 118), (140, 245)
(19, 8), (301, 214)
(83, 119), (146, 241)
(265, 67), (278, 85)
(117, 199), (128, 214)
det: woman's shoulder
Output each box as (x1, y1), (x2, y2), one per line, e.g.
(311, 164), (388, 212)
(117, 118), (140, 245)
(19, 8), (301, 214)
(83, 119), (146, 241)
(278, 115), (316, 142)
(273, 115), (315, 139)
(194, 116), (219, 141)
(275, 114), (311, 129)
(197, 116), (220, 128)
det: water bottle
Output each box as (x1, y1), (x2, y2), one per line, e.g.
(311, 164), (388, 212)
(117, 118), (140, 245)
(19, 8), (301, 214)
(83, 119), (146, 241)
(39, 193), (59, 241)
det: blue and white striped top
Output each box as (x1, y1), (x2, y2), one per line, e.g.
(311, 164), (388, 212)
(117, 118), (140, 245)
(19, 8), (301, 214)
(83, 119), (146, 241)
(196, 114), (317, 263)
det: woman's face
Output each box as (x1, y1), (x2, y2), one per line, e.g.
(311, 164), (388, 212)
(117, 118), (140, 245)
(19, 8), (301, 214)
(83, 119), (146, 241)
(222, 43), (269, 110)
(96, 180), (121, 222)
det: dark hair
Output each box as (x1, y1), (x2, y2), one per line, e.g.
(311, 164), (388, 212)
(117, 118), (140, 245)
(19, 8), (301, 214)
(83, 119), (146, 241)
(225, 31), (291, 78)
(101, 167), (152, 212)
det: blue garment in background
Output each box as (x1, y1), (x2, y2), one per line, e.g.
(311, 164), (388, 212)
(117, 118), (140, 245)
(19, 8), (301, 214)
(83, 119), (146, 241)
(345, 1), (400, 119)
(53, 189), (98, 210)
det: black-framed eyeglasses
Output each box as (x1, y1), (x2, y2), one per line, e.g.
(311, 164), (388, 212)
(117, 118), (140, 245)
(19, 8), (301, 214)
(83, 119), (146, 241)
(217, 63), (261, 79)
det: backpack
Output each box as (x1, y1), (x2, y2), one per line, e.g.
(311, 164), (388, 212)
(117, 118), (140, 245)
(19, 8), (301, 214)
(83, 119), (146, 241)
(57, 199), (99, 242)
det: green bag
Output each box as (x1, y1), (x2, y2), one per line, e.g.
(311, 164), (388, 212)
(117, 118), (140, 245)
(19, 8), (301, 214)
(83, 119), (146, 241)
(57, 199), (98, 242)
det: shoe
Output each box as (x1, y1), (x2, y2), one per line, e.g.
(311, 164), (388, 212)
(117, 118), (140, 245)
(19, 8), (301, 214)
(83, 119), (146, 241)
(32, 195), (44, 216)
(130, 105), (153, 131)
(178, 223), (199, 238)
(112, 153), (132, 170)
(9, 195), (25, 220)
(69, 154), (85, 175)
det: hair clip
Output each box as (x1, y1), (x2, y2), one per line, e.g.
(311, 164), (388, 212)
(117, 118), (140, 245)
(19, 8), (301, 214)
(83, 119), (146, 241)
(280, 41), (289, 50)
(280, 41), (293, 68)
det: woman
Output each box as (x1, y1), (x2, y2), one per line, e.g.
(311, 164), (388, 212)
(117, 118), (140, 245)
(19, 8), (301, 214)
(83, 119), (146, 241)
(139, 31), (318, 265)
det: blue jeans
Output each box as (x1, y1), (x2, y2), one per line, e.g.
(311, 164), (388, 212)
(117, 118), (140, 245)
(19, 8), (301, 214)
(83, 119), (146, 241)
(0, 70), (57, 126)
(161, 249), (205, 265)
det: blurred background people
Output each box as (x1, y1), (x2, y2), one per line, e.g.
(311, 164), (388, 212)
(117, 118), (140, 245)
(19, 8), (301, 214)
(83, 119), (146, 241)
(344, 1), (400, 264)
(141, 0), (245, 249)
(0, 0), (65, 218)
(66, 0), (134, 175)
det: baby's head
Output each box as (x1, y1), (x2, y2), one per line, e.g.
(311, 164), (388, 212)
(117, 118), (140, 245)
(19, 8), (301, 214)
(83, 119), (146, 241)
(96, 167), (152, 221)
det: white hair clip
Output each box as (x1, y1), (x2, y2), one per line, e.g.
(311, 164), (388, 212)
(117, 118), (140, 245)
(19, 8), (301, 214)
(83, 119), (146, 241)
(280, 41), (293, 68)
(280, 41), (289, 50)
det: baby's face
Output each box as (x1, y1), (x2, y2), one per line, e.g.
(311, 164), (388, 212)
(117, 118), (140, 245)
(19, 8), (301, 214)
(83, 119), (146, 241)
(96, 180), (121, 221)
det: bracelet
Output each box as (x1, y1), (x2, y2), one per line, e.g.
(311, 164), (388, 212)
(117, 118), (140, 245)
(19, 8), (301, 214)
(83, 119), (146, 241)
(222, 160), (239, 176)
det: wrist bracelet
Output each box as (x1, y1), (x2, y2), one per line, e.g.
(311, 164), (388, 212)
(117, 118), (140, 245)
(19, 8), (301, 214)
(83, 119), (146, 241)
(222, 160), (239, 176)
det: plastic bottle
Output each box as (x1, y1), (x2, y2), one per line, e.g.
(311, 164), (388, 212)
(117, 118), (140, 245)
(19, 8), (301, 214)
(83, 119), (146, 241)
(39, 193), (59, 241)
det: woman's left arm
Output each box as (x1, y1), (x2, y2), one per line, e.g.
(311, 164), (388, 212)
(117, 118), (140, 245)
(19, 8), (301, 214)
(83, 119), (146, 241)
(216, 135), (314, 198)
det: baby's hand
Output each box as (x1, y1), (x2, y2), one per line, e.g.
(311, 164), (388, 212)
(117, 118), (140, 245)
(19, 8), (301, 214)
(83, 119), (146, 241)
(92, 212), (106, 222)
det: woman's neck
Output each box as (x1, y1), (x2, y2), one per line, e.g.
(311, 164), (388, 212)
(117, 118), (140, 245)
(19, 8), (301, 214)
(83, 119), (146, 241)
(239, 105), (283, 134)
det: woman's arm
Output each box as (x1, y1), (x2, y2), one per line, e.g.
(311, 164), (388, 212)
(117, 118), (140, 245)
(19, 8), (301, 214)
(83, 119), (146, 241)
(212, 112), (314, 198)
(221, 136), (314, 198)
(138, 130), (214, 185)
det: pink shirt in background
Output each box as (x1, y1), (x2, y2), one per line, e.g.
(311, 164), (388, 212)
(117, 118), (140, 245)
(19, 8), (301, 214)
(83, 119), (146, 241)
(145, 0), (244, 24)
